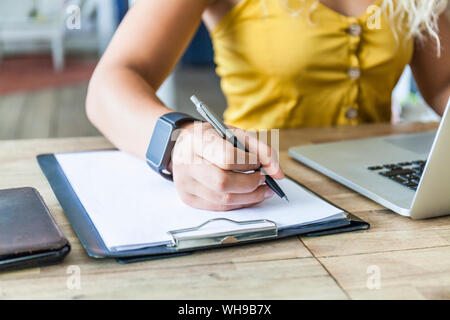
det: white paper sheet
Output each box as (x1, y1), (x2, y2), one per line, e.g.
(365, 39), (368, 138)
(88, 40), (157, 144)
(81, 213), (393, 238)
(55, 151), (345, 251)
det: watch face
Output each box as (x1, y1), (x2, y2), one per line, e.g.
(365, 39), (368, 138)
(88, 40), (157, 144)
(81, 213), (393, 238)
(147, 120), (173, 167)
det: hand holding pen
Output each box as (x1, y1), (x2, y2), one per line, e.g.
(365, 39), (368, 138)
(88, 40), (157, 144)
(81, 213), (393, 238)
(190, 95), (289, 203)
(167, 98), (285, 211)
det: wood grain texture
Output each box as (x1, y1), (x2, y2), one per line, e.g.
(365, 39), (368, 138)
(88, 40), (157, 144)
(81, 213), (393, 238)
(0, 122), (448, 299)
(278, 121), (450, 299)
(0, 94), (26, 139)
(319, 247), (450, 299)
(0, 83), (99, 141)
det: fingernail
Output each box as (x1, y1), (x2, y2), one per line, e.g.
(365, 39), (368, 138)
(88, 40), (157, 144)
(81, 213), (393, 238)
(265, 188), (274, 198)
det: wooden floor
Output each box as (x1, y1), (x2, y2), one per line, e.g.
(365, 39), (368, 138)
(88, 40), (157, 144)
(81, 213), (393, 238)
(0, 82), (99, 140)
(0, 65), (227, 141)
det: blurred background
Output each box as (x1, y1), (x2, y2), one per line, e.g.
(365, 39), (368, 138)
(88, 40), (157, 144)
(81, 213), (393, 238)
(0, 0), (441, 141)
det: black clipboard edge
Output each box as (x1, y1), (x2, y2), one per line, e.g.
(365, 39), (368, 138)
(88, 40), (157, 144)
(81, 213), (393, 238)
(37, 153), (369, 264)
(304, 213), (369, 236)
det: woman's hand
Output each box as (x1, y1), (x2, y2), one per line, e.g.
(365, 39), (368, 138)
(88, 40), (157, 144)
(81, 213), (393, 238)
(171, 122), (284, 211)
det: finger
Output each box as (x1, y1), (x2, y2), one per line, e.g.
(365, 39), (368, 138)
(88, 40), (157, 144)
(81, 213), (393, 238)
(190, 156), (266, 193)
(232, 129), (284, 179)
(178, 191), (266, 212)
(189, 180), (275, 206)
(192, 126), (261, 171)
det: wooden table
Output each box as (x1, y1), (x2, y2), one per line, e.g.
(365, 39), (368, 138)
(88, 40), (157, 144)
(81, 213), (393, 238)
(0, 122), (449, 299)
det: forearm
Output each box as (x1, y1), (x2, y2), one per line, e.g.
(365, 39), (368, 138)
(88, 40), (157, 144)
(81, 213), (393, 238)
(85, 0), (211, 158)
(86, 65), (171, 159)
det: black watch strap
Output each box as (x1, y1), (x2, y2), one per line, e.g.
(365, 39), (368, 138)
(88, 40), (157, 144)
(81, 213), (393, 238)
(163, 112), (198, 127)
(146, 112), (199, 181)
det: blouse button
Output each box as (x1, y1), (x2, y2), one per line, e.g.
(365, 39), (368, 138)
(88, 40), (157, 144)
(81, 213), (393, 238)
(348, 67), (361, 79)
(345, 107), (358, 120)
(348, 23), (362, 36)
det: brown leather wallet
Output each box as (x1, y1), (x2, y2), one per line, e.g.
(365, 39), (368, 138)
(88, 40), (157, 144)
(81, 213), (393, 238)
(0, 187), (70, 271)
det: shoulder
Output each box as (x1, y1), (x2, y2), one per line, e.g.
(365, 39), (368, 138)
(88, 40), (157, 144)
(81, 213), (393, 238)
(203, 0), (242, 31)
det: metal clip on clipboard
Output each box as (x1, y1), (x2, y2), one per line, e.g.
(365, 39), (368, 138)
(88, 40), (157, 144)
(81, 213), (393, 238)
(167, 218), (278, 250)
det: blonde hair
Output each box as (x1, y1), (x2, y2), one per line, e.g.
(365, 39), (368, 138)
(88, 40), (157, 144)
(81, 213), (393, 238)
(382, 0), (448, 53)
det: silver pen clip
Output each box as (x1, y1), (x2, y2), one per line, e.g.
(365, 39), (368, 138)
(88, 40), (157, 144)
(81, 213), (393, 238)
(190, 95), (230, 139)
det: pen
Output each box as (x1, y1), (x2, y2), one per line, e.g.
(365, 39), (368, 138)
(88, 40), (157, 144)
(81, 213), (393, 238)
(190, 95), (289, 203)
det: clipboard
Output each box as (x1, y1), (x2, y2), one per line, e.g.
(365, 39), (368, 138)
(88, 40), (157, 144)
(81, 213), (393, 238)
(37, 153), (369, 264)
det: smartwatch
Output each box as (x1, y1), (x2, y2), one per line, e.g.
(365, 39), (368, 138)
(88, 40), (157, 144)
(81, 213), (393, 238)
(146, 112), (198, 180)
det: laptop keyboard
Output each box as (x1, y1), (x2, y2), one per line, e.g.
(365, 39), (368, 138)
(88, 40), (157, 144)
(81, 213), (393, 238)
(368, 160), (426, 191)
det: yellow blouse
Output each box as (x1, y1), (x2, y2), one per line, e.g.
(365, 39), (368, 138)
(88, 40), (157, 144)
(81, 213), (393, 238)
(210, 0), (414, 130)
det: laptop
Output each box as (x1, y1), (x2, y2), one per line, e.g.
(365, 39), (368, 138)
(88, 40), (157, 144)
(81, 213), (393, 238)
(289, 99), (450, 220)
